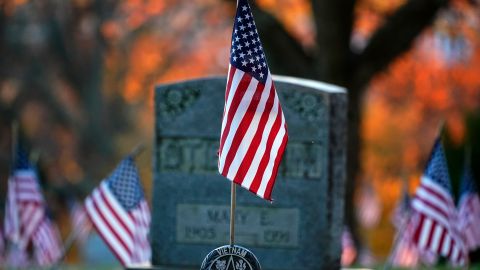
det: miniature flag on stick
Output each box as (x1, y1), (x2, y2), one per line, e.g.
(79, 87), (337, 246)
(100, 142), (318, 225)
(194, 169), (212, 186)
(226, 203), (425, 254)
(218, 0), (288, 200)
(4, 140), (45, 251)
(85, 156), (151, 267)
(410, 138), (466, 265)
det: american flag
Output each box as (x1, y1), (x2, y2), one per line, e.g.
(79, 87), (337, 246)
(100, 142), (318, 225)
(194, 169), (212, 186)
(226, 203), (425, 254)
(85, 156), (151, 266)
(410, 138), (466, 265)
(4, 142), (45, 250)
(218, 0), (288, 200)
(458, 164), (480, 251)
(70, 201), (92, 244)
(32, 217), (63, 266)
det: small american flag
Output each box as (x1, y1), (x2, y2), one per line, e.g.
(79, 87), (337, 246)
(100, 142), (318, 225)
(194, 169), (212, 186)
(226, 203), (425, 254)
(85, 156), (151, 266)
(218, 0), (288, 200)
(4, 142), (45, 250)
(32, 217), (63, 266)
(70, 201), (92, 244)
(458, 164), (480, 251)
(410, 138), (466, 265)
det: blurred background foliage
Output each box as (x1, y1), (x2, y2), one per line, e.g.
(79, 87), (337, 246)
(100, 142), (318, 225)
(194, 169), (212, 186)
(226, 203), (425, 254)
(0, 0), (479, 264)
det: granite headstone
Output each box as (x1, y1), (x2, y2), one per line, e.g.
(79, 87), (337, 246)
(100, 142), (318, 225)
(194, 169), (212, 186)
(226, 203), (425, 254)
(151, 75), (347, 270)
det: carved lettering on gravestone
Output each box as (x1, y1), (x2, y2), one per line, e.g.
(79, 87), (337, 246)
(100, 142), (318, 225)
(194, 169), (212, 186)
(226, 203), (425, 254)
(176, 204), (299, 248)
(158, 138), (323, 179)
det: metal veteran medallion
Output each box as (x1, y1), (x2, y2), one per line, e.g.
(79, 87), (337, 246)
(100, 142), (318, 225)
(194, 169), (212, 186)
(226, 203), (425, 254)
(200, 245), (261, 270)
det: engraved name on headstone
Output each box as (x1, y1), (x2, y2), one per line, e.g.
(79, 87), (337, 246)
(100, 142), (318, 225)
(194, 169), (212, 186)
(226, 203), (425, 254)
(152, 75), (347, 270)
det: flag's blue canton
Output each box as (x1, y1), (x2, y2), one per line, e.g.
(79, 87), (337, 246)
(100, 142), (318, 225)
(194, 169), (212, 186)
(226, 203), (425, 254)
(107, 156), (144, 211)
(424, 138), (452, 191)
(230, 0), (269, 84)
(460, 165), (477, 195)
(15, 143), (31, 170)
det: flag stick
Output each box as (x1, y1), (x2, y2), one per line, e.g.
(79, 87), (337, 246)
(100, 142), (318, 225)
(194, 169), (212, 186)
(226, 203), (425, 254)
(56, 228), (81, 266)
(11, 120), (18, 170)
(230, 182), (236, 246)
(130, 143), (145, 158)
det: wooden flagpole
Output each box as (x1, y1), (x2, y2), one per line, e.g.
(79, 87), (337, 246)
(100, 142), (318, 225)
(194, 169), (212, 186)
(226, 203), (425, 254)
(230, 182), (236, 246)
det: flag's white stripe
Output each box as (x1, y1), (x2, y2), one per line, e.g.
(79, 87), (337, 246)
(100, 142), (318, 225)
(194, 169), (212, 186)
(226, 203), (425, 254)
(419, 217), (433, 248)
(430, 225), (443, 252)
(226, 75), (272, 180)
(441, 234), (451, 256)
(241, 80), (279, 189)
(85, 196), (131, 265)
(257, 110), (286, 197)
(420, 176), (453, 203)
(219, 78), (259, 173)
(451, 245), (460, 263)
(17, 193), (43, 202)
(92, 187), (134, 248)
(14, 170), (37, 178)
(220, 68), (245, 136)
(412, 199), (449, 226)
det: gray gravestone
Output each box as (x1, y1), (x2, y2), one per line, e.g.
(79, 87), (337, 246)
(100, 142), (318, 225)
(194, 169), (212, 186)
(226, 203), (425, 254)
(151, 75), (347, 270)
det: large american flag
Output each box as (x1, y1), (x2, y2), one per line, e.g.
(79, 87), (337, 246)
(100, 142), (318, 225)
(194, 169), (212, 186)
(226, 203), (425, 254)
(218, 0), (288, 200)
(85, 156), (151, 266)
(410, 138), (466, 265)
(458, 164), (480, 251)
(4, 143), (45, 250)
(32, 217), (63, 266)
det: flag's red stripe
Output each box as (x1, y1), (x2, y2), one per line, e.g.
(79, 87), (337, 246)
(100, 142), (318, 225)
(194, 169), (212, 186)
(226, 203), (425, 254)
(425, 222), (436, 250)
(263, 128), (288, 200)
(249, 102), (283, 194)
(218, 73), (252, 158)
(221, 81), (265, 177)
(413, 214), (425, 244)
(233, 85), (275, 184)
(436, 229), (447, 254)
(225, 65), (236, 106)
(218, 66), (237, 162)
